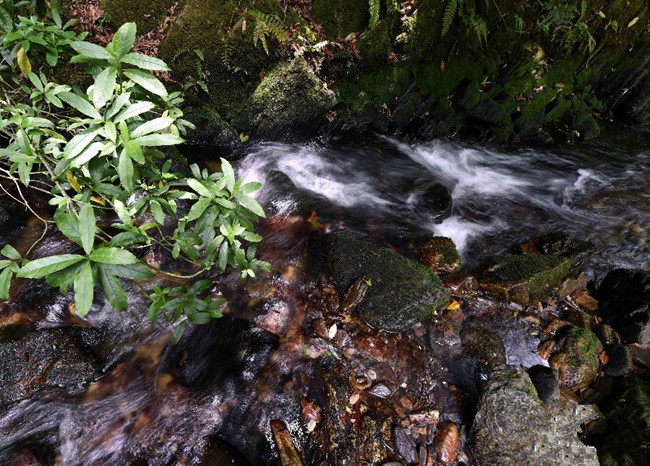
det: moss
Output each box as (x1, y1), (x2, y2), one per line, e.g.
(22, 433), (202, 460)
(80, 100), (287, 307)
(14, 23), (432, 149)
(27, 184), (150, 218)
(244, 57), (336, 141)
(357, 21), (392, 70)
(101, 0), (174, 33)
(159, 0), (282, 119)
(480, 254), (571, 305)
(311, 0), (369, 38)
(326, 232), (449, 332)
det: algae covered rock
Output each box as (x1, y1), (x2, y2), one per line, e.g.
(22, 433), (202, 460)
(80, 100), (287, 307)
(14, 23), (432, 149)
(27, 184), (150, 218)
(547, 326), (603, 391)
(0, 329), (100, 407)
(479, 254), (571, 305)
(414, 236), (461, 275)
(101, 0), (172, 33)
(471, 365), (599, 466)
(245, 57), (336, 141)
(326, 232), (449, 332)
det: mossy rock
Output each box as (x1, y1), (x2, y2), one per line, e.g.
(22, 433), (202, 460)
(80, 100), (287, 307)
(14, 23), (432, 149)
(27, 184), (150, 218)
(181, 102), (238, 148)
(479, 254), (571, 306)
(357, 20), (392, 70)
(244, 57), (336, 141)
(326, 232), (449, 332)
(159, 0), (282, 119)
(311, 0), (369, 39)
(549, 326), (602, 391)
(414, 236), (461, 275)
(101, 0), (174, 33)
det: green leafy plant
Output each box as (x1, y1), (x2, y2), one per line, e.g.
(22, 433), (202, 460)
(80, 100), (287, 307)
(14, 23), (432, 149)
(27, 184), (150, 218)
(441, 0), (489, 46)
(535, 0), (596, 54)
(0, 22), (269, 342)
(234, 9), (289, 55)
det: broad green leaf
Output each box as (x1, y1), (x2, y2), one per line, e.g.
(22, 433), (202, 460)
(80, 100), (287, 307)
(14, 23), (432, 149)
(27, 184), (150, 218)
(0, 268), (12, 300)
(70, 141), (104, 167)
(54, 210), (81, 244)
(18, 254), (85, 279)
(238, 194), (266, 218)
(131, 117), (174, 138)
(121, 52), (170, 71)
(78, 204), (96, 255)
(187, 179), (213, 198)
(239, 181), (263, 195)
(220, 158), (235, 192)
(92, 67), (117, 109)
(172, 321), (187, 344)
(241, 231), (263, 243)
(112, 22), (136, 58)
(123, 69), (167, 97)
(98, 265), (127, 311)
(27, 72), (43, 91)
(71, 41), (112, 60)
(132, 133), (184, 147)
(125, 140), (144, 164)
(17, 47), (31, 74)
(63, 130), (99, 160)
(106, 92), (131, 119)
(150, 200), (165, 225)
(218, 242), (229, 271)
(1, 245), (21, 260)
(187, 197), (212, 221)
(118, 150), (134, 190)
(59, 92), (102, 119)
(114, 101), (155, 123)
(90, 247), (139, 265)
(107, 263), (155, 280)
(74, 261), (94, 317)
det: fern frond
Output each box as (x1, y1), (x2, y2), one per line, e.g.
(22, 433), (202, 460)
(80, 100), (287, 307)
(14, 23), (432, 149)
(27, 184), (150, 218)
(247, 10), (289, 55)
(470, 14), (488, 45)
(442, 0), (458, 37)
(369, 0), (381, 30)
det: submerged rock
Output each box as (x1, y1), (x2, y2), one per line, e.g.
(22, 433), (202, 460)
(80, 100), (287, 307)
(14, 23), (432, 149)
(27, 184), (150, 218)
(326, 232), (449, 332)
(514, 233), (594, 272)
(470, 365), (598, 465)
(0, 329), (100, 407)
(479, 254), (571, 306)
(414, 237), (462, 275)
(596, 269), (650, 345)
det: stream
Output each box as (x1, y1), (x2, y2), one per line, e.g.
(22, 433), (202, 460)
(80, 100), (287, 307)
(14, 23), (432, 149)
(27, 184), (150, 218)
(0, 126), (649, 465)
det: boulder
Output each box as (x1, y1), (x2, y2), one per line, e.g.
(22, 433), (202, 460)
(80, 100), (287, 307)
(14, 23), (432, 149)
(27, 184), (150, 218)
(596, 269), (650, 345)
(100, 0), (169, 33)
(245, 58), (337, 141)
(526, 365), (560, 404)
(471, 365), (599, 466)
(479, 254), (571, 306)
(326, 232), (449, 332)
(414, 237), (461, 275)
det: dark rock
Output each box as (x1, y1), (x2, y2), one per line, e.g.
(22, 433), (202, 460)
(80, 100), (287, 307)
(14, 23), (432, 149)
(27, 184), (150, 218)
(461, 325), (506, 371)
(0, 329), (100, 407)
(394, 427), (417, 464)
(596, 269), (650, 345)
(558, 273), (587, 299)
(414, 237), (461, 275)
(479, 254), (571, 306)
(592, 376), (650, 465)
(471, 365), (599, 465)
(409, 180), (453, 223)
(603, 344), (635, 377)
(564, 307), (593, 330)
(593, 323), (621, 345)
(326, 232), (449, 332)
(526, 365), (560, 404)
(548, 326), (603, 391)
(630, 345), (650, 370)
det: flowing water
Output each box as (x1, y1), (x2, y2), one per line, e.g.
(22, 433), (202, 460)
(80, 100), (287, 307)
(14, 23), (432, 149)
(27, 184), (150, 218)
(1, 126), (649, 464)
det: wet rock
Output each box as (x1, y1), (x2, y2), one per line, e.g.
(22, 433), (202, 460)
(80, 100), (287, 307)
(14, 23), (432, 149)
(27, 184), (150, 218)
(526, 365), (560, 403)
(461, 325), (506, 371)
(603, 344), (635, 377)
(471, 365), (599, 465)
(564, 307), (593, 330)
(547, 326), (603, 391)
(591, 376), (650, 465)
(593, 323), (620, 345)
(574, 291), (599, 313)
(341, 278), (370, 313)
(394, 427), (417, 464)
(558, 273), (587, 299)
(479, 254), (571, 306)
(630, 345), (650, 370)
(326, 232), (449, 332)
(434, 422), (459, 465)
(409, 180), (453, 223)
(414, 237), (461, 275)
(514, 233), (594, 272)
(0, 329), (100, 407)
(596, 269), (650, 345)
